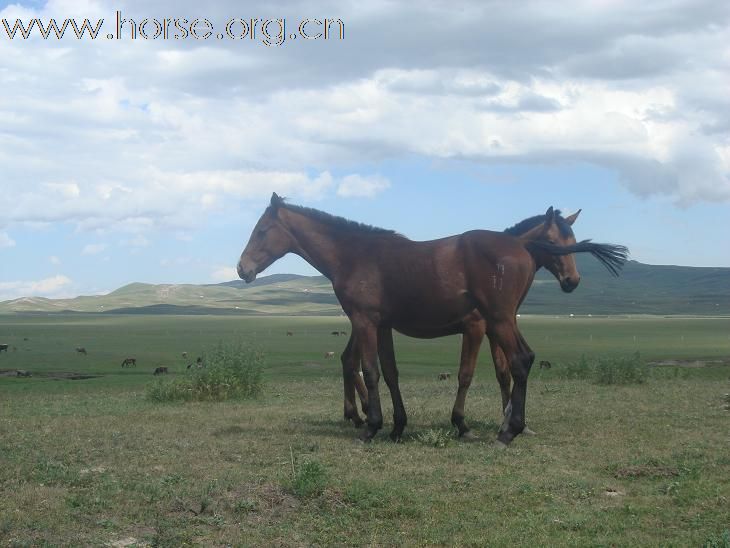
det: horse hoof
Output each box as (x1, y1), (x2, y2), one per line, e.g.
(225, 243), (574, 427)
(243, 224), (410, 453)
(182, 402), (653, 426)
(460, 431), (479, 442)
(389, 431), (403, 443)
(359, 429), (377, 443)
(493, 440), (509, 450)
(522, 426), (537, 436)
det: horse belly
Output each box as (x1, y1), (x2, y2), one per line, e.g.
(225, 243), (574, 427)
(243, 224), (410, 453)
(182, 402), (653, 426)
(388, 289), (474, 331)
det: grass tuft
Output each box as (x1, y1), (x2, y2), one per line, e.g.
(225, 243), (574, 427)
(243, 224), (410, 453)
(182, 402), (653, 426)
(290, 458), (328, 499)
(146, 341), (263, 402)
(594, 352), (648, 385)
(415, 428), (454, 448)
(704, 529), (730, 548)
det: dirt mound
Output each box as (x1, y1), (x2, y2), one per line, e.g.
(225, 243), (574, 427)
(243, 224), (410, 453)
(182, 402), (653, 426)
(0, 369), (101, 380)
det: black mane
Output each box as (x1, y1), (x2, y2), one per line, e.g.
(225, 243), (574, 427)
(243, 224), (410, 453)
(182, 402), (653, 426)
(274, 198), (404, 237)
(504, 210), (574, 238)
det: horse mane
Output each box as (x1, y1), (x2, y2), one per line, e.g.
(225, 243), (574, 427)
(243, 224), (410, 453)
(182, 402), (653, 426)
(504, 210), (574, 238)
(273, 197), (405, 238)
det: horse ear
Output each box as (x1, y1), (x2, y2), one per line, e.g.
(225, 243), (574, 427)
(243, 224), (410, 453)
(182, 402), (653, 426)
(270, 192), (283, 207)
(543, 206), (555, 227)
(564, 209), (581, 226)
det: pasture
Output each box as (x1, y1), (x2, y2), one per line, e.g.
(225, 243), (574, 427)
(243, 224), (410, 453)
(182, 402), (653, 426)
(1, 314), (729, 546)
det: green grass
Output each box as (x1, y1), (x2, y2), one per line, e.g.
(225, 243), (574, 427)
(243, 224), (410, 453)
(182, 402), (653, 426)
(0, 314), (729, 546)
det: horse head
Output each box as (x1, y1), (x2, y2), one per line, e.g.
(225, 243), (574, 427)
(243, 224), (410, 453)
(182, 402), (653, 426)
(520, 206), (582, 293)
(237, 192), (296, 283)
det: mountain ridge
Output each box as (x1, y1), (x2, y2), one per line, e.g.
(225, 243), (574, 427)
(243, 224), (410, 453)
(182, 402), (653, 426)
(1, 258), (728, 315)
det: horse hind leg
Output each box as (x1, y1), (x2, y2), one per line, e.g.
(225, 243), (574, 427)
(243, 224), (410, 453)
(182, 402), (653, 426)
(341, 334), (365, 428)
(451, 321), (484, 440)
(351, 316), (384, 442)
(378, 327), (406, 442)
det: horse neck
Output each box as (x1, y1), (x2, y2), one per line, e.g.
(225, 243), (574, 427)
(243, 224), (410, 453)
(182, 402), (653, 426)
(278, 208), (345, 282)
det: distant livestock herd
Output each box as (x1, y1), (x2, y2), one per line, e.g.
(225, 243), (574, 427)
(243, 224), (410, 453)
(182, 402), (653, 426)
(2, 331), (555, 382)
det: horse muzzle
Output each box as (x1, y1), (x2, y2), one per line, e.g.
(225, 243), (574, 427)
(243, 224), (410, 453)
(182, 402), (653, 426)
(237, 262), (257, 283)
(560, 276), (580, 293)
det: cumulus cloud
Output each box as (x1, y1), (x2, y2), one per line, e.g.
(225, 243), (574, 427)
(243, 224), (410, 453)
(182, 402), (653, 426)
(0, 0), (728, 243)
(0, 232), (15, 248)
(82, 243), (107, 255)
(210, 266), (237, 283)
(337, 174), (390, 198)
(0, 274), (72, 300)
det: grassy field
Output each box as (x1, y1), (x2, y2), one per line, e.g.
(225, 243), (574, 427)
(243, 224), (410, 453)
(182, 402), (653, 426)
(1, 314), (729, 546)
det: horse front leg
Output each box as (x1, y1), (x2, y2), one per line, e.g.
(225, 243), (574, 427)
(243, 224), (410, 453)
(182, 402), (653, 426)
(490, 343), (512, 415)
(341, 333), (365, 427)
(377, 327), (406, 442)
(487, 320), (535, 446)
(451, 321), (485, 440)
(351, 316), (383, 442)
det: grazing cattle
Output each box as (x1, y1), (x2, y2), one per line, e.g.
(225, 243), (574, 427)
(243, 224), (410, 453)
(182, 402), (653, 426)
(196, 357), (204, 368)
(286, 331), (294, 336)
(121, 358), (137, 368)
(324, 351), (336, 359)
(76, 347), (87, 355)
(539, 360), (552, 369)
(237, 193), (627, 445)
(340, 331), (347, 336)
(182, 352), (188, 359)
(16, 370), (31, 377)
(153, 366), (168, 375)
(331, 331), (340, 336)
(0, 344), (8, 353)
(438, 373), (451, 380)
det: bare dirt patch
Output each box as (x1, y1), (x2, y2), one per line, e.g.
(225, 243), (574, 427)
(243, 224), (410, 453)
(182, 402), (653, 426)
(614, 465), (680, 479)
(0, 369), (102, 380)
(648, 358), (730, 368)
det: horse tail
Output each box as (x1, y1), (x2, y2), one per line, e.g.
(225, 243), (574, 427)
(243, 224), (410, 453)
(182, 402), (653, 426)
(526, 240), (629, 277)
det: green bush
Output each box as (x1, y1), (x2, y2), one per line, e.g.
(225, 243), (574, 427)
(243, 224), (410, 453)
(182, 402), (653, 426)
(553, 354), (593, 380)
(594, 352), (648, 385)
(146, 341), (264, 402)
(704, 529), (730, 548)
(549, 353), (648, 385)
(291, 459), (328, 498)
(415, 428), (454, 448)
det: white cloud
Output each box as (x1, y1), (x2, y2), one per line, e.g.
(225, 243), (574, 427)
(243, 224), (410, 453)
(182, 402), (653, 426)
(0, 274), (72, 300)
(49, 255), (61, 265)
(82, 243), (107, 255)
(337, 174), (391, 198)
(121, 235), (149, 248)
(0, 232), (15, 248)
(0, 0), (727, 245)
(210, 266), (237, 283)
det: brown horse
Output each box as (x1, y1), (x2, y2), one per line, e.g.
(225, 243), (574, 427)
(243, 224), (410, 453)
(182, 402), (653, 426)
(341, 211), (590, 436)
(237, 193), (627, 445)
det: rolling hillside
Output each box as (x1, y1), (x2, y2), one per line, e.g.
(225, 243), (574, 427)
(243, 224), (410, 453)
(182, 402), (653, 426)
(1, 259), (728, 316)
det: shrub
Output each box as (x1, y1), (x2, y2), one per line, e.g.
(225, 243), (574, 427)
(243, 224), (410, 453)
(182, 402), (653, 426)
(704, 529), (730, 548)
(146, 341), (264, 402)
(594, 352), (648, 385)
(415, 428), (453, 448)
(553, 354), (593, 380)
(291, 458), (328, 498)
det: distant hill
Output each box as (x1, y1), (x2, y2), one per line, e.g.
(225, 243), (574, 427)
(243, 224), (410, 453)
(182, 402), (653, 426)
(1, 257), (728, 315)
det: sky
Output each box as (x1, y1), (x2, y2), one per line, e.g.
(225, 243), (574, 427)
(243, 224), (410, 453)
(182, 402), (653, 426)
(1, 0), (729, 300)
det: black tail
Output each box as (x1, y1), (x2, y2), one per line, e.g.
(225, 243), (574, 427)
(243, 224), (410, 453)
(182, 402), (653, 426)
(526, 240), (629, 277)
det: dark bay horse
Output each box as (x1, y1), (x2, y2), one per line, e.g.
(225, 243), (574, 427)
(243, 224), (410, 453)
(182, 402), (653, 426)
(237, 193), (627, 445)
(340, 212), (585, 437)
